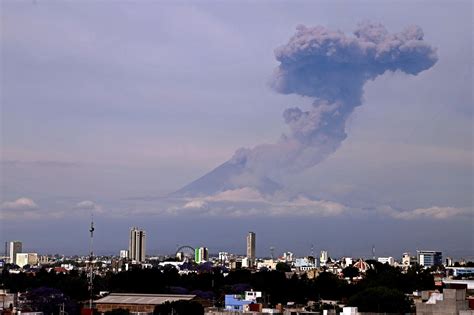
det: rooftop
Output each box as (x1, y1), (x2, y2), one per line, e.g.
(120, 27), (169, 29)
(94, 293), (196, 305)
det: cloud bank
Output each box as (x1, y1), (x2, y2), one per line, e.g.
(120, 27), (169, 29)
(227, 22), (438, 180)
(1, 197), (38, 211)
(74, 200), (103, 213)
(174, 188), (471, 220)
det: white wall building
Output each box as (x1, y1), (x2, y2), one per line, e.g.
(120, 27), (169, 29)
(16, 253), (38, 268)
(119, 250), (129, 259)
(283, 252), (294, 262)
(378, 257), (395, 265)
(218, 252), (229, 263)
(9, 241), (22, 265)
(320, 250), (328, 266)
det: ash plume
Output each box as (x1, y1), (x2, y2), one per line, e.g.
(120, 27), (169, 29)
(236, 22), (437, 177)
(176, 22), (438, 196)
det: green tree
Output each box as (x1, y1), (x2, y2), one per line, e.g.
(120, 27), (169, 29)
(347, 286), (412, 313)
(275, 262), (291, 272)
(342, 266), (359, 279)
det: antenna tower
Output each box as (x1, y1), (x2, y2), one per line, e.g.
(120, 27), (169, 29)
(372, 244), (376, 260)
(88, 215), (95, 310)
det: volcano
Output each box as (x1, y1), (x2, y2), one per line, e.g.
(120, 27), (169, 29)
(171, 153), (282, 197)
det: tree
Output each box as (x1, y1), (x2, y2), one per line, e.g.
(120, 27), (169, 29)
(342, 266), (359, 279)
(153, 301), (204, 315)
(22, 287), (78, 315)
(347, 286), (412, 313)
(275, 262), (291, 272)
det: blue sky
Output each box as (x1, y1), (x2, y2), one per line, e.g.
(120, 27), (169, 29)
(1, 0), (472, 258)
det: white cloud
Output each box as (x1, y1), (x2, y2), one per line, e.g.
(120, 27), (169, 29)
(173, 189), (472, 220)
(183, 199), (208, 209)
(176, 188), (349, 217)
(1, 197), (38, 210)
(381, 205), (472, 220)
(74, 200), (103, 213)
(0, 197), (41, 220)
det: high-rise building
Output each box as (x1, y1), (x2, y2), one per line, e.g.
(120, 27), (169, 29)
(194, 247), (209, 264)
(218, 252), (229, 263)
(129, 228), (146, 262)
(119, 250), (129, 259)
(246, 232), (256, 266)
(417, 250), (442, 267)
(9, 241), (22, 265)
(320, 250), (328, 266)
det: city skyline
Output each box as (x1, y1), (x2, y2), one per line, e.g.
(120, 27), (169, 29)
(1, 1), (473, 257)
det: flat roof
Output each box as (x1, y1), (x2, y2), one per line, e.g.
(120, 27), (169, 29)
(95, 293), (196, 305)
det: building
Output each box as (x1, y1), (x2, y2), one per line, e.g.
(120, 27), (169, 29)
(9, 241), (22, 265)
(294, 257), (317, 271)
(378, 256), (395, 266)
(320, 250), (328, 266)
(417, 250), (442, 267)
(416, 288), (473, 315)
(119, 250), (129, 259)
(256, 259), (278, 271)
(194, 247), (208, 264)
(343, 257), (353, 267)
(218, 252), (229, 263)
(129, 227), (146, 262)
(445, 257), (453, 267)
(246, 232), (256, 266)
(225, 291), (262, 312)
(446, 267), (474, 278)
(283, 252), (294, 262)
(94, 293), (200, 313)
(354, 259), (370, 273)
(15, 253), (38, 268)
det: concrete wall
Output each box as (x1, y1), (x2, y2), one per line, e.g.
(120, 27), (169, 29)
(96, 303), (155, 313)
(416, 289), (470, 315)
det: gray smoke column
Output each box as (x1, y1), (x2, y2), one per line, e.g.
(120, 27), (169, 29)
(231, 22), (438, 180)
(175, 22), (438, 197)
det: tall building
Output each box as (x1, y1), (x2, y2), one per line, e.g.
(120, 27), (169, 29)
(320, 250), (328, 266)
(246, 232), (256, 266)
(9, 241), (22, 265)
(417, 250), (442, 267)
(129, 228), (146, 262)
(119, 250), (129, 259)
(194, 247), (209, 264)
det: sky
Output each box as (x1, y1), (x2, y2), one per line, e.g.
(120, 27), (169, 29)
(1, 0), (473, 259)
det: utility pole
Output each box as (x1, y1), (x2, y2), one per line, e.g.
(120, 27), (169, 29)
(88, 215), (95, 310)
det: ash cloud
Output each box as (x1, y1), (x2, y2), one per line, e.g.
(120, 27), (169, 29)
(232, 22), (438, 179)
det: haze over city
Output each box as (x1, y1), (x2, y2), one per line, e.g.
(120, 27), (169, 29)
(1, 1), (472, 258)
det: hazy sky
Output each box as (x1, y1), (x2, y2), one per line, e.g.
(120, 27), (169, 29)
(1, 0), (472, 259)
